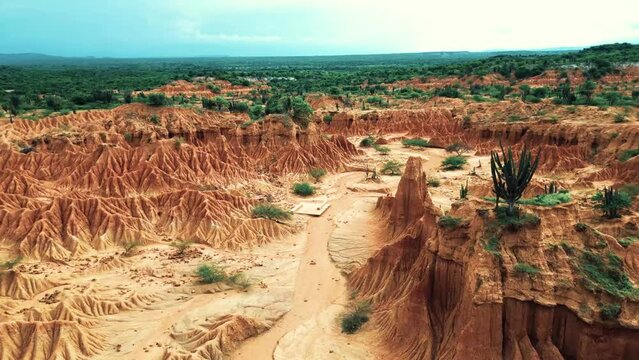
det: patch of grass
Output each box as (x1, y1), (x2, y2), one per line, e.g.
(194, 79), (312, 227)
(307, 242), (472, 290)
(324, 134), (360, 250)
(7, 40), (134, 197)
(427, 177), (441, 187)
(293, 182), (316, 196)
(517, 192), (572, 206)
(513, 262), (541, 277)
(495, 207), (540, 231)
(401, 137), (430, 147)
(150, 114), (160, 124)
(599, 302), (621, 321)
(483, 235), (501, 257)
(579, 250), (639, 300)
(380, 160), (402, 175)
(618, 237), (638, 248)
(441, 155), (467, 170)
(340, 300), (372, 334)
(359, 136), (375, 147)
(574, 222), (588, 232)
(0, 256), (22, 270)
(560, 241), (576, 256)
(618, 149), (639, 162)
(196, 264), (227, 284)
(373, 144), (391, 154)
(507, 114), (524, 122)
(438, 215), (463, 229)
(614, 113), (628, 123)
(251, 204), (292, 221)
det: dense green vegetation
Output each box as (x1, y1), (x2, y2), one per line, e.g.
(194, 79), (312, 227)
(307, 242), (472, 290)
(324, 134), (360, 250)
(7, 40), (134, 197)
(442, 155), (467, 170)
(513, 262), (541, 277)
(579, 250), (639, 300)
(251, 204), (292, 221)
(401, 137), (431, 147)
(293, 182), (315, 196)
(340, 300), (372, 334)
(2, 43), (638, 117)
(438, 215), (464, 229)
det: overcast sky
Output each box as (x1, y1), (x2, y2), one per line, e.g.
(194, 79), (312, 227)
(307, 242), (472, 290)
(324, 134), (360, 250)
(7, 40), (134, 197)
(1, 0), (638, 57)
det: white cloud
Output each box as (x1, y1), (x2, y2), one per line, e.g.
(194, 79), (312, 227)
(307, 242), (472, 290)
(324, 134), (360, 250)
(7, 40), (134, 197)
(175, 19), (281, 43)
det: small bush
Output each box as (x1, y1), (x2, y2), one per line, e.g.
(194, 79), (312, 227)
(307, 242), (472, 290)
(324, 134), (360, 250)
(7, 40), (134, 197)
(427, 177), (441, 187)
(148, 93), (167, 107)
(618, 149), (639, 162)
(599, 303), (622, 321)
(323, 114), (333, 124)
(0, 256), (22, 270)
(373, 144), (391, 154)
(251, 204), (291, 221)
(442, 155), (467, 170)
(513, 262), (540, 277)
(592, 188), (632, 219)
(495, 207), (540, 231)
(122, 241), (140, 257)
(359, 136), (375, 147)
(227, 273), (251, 290)
(446, 142), (470, 155)
(614, 113), (628, 123)
(618, 237), (638, 248)
(150, 114), (160, 124)
(170, 240), (192, 256)
(196, 264), (227, 284)
(619, 183), (639, 198)
(402, 138), (430, 147)
(574, 222), (588, 232)
(173, 136), (185, 149)
(341, 300), (371, 334)
(380, 160), (402, 175)
(438, 215), (463, 229)
(309, 168), (327, 183)
(293, 182), (315, 196)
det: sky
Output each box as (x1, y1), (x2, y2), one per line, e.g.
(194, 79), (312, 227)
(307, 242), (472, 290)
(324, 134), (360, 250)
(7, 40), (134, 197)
(1, 0), (638, 58)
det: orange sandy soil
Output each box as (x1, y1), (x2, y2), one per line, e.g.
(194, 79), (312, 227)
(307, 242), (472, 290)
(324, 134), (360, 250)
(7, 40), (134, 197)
(1, 97), (639, 360)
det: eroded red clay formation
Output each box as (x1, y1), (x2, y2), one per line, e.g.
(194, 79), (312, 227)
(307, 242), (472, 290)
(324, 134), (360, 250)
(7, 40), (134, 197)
(0, 104), (357, 261)
(350, 157), (639, 360)
(323, 101), (639, 176)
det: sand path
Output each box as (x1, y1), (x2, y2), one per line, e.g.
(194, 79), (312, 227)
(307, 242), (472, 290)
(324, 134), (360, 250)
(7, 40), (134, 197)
(232, 173), (362, 359)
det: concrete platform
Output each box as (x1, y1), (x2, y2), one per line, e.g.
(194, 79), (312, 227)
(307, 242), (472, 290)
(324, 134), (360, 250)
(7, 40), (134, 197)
(292, 199), (330, 216)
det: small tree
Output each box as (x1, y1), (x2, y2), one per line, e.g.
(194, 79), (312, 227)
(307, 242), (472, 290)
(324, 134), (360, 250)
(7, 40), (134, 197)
(592, 187), (631, 219)
(442, 155), (467, 170)
(309, 168), (327, 183)
(148, 93), (167, 107)
(490, 144), (541, 216)
(381, 160), (402, 175)
(446, 142), (470, 155)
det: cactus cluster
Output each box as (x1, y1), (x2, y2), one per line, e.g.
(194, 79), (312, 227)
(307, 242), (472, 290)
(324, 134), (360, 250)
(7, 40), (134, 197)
(490, 144), (541, 216)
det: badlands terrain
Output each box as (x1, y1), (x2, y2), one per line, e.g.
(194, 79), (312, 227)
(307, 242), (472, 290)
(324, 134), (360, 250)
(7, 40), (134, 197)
(1, 67), (639, 360)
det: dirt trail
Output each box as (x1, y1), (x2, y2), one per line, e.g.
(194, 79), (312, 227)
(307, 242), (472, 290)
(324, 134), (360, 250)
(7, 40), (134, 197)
(232, 173), (362, 360)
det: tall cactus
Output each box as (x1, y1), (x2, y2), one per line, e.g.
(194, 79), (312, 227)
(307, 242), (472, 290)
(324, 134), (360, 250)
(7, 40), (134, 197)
(593, 186), (632, 219)
(460, 179), (469, 199)
(490, 143), (541, 216)
(544, 181), (558, 194)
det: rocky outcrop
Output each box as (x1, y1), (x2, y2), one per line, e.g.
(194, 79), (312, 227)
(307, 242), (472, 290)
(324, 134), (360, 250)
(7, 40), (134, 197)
(350, 160), (639, 360)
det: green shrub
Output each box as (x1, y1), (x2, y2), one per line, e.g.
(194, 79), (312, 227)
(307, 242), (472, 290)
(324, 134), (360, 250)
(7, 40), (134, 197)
(579, 250), (639, 299)
(196, 264), (227, 284)
(323, 114), (333, 124)
(575, 222), (588, 232)
(149, 114), (160, 124)
(618, 149), (639, 162)
(173, 136), (185, 149)
(373, 144), (391, 154)
(442, 155), (467, 170)
(148, 93), (167, 107)
(227, 273), (251, 290)
(293, 182), (315, 196)
(513, 262), (540, 277)
(619, 183), (639, 198)
(122, 241), (140, 256)
(0, 256), (22, 270)
(341, 301), (371, 334)
(614, 113), (627, 123)
(251, 204), (291, 221)
(518, 192), (572, 206)
(483, 235), (501, 257)
(438, 215), (463, 229)
(402, 138), (430, 147)
(309, 168), (327, 183)
(359, 136), (375, 147)
(618, 237), (638, 248)
(380, 160), (402, 175)
(427, 177), (441, 187)
(495, 207), (540, 231)
(599, 303), (621, 321)
(207, 84), (221, 94)
(592, 187), (632, 218)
